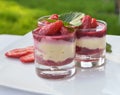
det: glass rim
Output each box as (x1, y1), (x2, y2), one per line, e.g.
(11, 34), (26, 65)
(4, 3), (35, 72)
(75, 20), (107, 31)
(38, 15), (50, 21)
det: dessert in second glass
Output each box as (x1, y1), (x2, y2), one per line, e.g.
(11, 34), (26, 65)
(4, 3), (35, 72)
(32, 14), (76, 79)
(75, 15), (107, 68)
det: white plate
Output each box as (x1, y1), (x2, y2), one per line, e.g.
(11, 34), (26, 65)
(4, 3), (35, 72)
(0, 32), (120, 95)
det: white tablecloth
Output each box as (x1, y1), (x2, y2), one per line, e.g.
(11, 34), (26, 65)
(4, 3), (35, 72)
(0, 34), (22, 50)
(0, 34), (45, 95)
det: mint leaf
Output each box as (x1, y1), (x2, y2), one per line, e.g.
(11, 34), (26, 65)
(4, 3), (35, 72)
(62, 21), (72, 27)
(66, 27), (74, 32)
(59, 12), (85, 26)
(38, 12), (85, 27)
(106, 43), (112, 53)
(70, 17), (82, 26)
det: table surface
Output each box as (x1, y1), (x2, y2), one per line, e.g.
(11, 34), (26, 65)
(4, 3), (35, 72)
(0, 34), (44, 95)
(0, 34), (120, 95)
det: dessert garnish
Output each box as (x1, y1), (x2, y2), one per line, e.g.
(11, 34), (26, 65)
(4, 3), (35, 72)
(80, 15), (98, 29)
(5, 46), (34, 63)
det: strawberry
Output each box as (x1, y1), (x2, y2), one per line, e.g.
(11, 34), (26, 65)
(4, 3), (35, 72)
(5, 48), (29, 58)
(5, 46), (34, 58)
(26, 46), (34, 53)
(60, 26), (69, 35)
(81, 15), (92, 29)
(26, 46), (34, 51)
(39, 20), (63, 35)
(26, 46), (34, 49)
(20, 53), (34, 63)
(91, 18), (98, 28)
(49, 14), (59, 20)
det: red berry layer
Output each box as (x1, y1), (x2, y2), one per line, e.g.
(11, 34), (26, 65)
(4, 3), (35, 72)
(35, 55), (74, 66)
(76, 46), (104, 55)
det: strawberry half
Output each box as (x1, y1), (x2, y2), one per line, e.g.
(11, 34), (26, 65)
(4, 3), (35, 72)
(39, 20), (63, 35)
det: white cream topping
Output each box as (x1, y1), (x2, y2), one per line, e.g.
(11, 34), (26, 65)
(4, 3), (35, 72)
(37, 40), (75, 62)
(76, 36), (106, 49)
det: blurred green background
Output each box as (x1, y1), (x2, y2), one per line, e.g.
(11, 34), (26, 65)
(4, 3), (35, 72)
(0, 0), (120, 35)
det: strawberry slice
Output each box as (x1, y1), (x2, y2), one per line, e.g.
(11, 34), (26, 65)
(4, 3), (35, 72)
(81, 15), (92, 29)
(5, 48), (29, 58)
(39, 20), (63, 35)
(49, 14), (59, 20)
(91, 18), (98, 28)
(20, 53), (34, 63)
(5, 46), (34, 58)
(26, 46), (34, 51)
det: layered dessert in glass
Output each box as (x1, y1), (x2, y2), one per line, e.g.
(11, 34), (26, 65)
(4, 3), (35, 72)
(32, 14), (76, 79)
(75, 15), (107, 68)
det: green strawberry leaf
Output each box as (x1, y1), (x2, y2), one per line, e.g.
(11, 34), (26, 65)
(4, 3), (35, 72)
(46, 19), (71, 26)
(59, 12), (85, 26)
(66, 27), (74, 32)
(106, 42), (112, 53)
(45, 19), (56, 23)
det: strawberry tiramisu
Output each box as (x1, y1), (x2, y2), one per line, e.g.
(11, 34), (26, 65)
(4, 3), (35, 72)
(75, 15), (107, 68)
(32, 14), (76, 79)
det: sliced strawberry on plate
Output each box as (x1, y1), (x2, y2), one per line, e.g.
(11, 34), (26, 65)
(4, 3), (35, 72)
(20, 53), (34, 63)
(5, 46), (34, 58)
(26, 46), (34, 52)
(5, 48), (29, 58)
(49, 14), (59, 20)
(39, 20), (63, 35)
(26, 46), (34, 49)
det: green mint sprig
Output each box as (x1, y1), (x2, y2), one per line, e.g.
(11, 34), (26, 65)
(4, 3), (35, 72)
(59, 12), (85, 26)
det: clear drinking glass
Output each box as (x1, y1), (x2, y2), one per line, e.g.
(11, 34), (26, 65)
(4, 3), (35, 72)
(32, 31), (76, 79)
(75, 20), (107, 68)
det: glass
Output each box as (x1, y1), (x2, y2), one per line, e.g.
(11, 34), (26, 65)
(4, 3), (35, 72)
(32, 31), (76, 79)
(75, 20), (107, 68)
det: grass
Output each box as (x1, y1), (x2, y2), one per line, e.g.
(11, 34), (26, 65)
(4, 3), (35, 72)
(0, 0), (120, 35)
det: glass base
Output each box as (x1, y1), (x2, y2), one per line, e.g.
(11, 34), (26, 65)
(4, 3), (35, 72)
(75, 58), (106, 69)
(75, 52), (106, 69)
(35, 61), (76, 79)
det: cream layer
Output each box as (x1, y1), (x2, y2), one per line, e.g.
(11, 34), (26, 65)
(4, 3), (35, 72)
(76, 36), (106, 49)
(36, 40), (75, 62)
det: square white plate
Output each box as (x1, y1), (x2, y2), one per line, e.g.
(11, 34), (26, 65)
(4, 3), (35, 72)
(0, 32), (120, 95)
